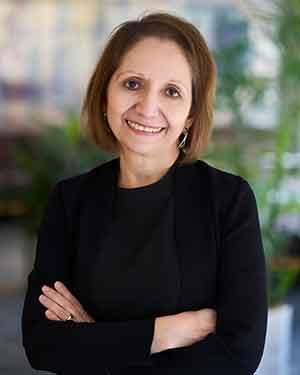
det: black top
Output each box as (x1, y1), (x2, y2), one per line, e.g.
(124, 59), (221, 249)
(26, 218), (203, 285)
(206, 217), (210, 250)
(88, 159), (180, 373)
(21, 157), (268, 375)
(88, 158), (180, 322)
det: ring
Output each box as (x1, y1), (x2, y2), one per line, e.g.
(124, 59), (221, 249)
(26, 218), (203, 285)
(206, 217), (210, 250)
(66, 313), (73, 321)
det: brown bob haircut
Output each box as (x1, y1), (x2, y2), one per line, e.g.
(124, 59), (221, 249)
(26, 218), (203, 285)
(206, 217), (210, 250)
(81, 11), (217, 164)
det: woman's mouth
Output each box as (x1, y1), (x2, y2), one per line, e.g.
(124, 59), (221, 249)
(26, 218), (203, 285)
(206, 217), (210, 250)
(125, 119), (166, 136)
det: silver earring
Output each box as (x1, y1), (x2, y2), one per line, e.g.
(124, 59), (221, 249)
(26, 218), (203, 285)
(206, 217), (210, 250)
(178, 127), (189, 150)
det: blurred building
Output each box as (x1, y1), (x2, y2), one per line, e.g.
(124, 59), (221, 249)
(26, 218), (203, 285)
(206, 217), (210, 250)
(0, 0), (277, 130)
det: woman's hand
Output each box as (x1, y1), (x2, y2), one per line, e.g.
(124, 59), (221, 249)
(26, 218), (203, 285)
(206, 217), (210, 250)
(151, 308), (216, 354)
(39, 281), (95, 323)
(192, 308), (216, 338)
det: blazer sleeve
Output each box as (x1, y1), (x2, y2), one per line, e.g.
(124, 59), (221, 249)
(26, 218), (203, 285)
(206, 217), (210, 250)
(150, 177), (268, 375)
(21, 181), (155, 374)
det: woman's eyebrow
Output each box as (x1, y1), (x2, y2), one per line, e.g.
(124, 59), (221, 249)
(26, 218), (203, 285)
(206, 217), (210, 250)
(116, 70), (144, 79)
(116, 70), (188, 92)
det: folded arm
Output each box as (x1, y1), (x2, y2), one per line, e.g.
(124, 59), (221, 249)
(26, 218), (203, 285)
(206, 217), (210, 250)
(150, 178), (268, 375)
(22, 182), (155, 374)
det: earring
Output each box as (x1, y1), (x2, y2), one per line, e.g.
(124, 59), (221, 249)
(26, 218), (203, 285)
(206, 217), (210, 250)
(178, 127), (189, 150)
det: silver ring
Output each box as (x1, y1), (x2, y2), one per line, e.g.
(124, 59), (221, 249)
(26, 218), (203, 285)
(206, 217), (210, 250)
(66, 313), (73, 321)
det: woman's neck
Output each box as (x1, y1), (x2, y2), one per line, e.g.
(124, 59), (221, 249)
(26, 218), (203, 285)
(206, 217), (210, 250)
(118, 150), (180, 189)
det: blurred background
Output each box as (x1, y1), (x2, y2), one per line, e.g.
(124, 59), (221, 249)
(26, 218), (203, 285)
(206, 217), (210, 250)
(0, 0), (299, 374)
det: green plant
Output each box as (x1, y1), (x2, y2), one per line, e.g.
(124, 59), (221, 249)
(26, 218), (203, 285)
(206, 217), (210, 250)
(210, 7), (268, 179)
(204, 3), (300, 307)
(252, 0), (300, 306)
(267, 269), (299, 307)
(14, 110), (111, 235)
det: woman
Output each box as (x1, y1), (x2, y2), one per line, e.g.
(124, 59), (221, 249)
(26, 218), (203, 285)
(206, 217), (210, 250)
(22, 12), (268, 375)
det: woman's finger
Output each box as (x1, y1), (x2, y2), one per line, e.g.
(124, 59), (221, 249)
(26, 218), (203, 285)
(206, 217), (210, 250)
(45, 309), (61, 321)
(53, 281), (82, 309)
(53, 281), (91, 322)
(40, 283), (95, 323)
(39, 294), (75, 321)
(41, 285), (78, 317)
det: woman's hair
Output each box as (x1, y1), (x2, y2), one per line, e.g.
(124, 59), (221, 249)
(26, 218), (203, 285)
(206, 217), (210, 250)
(81, 11), (217, 164)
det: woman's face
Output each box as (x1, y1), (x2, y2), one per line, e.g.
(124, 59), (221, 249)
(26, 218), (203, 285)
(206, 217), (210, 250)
(106, 37), (193, 160)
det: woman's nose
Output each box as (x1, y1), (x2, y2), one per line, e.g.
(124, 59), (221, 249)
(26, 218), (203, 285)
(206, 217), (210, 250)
(134, 90), (160, 118)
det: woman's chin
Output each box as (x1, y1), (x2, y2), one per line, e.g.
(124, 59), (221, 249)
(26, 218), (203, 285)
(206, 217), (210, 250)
(122, 143), (166, 158)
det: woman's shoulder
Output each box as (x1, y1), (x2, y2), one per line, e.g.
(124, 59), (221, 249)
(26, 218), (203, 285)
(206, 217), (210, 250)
(193, 159), (255, 208)
(52, 157), (254, 209)
(194, 159), (247, 189)
(53, 158), (118, 205)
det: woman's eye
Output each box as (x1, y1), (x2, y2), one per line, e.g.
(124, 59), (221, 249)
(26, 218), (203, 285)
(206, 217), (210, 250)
(166, 87), (180, 98)
(123, 80), (180, 98)
(124, 80), (140, 90)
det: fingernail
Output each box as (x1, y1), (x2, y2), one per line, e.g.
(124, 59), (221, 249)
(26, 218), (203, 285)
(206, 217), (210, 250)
(55, 281), (60, 288)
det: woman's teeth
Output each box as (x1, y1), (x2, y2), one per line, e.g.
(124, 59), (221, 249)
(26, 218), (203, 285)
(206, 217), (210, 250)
(126, 120), (164, 133)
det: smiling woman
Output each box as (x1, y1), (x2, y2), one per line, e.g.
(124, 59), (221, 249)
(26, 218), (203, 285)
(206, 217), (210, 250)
(105, 36), (194, 186)
(81, 12), (216, 168)
(22, 11), (267, 375)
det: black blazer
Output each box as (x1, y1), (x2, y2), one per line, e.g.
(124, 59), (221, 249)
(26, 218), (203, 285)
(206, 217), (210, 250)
(22, 157), (268, 375)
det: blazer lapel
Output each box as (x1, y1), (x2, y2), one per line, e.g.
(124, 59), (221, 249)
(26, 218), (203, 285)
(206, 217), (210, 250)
(75, 157), (119, 273)
(174, 160), (217, 310)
